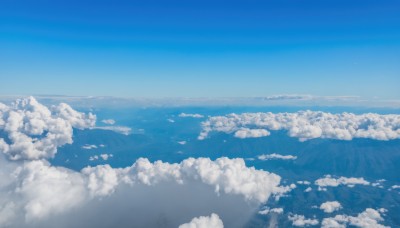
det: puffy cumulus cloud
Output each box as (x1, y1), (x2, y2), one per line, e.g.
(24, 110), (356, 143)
(288, 214), (319, 227)
(125, 157), (291, 203)
(0, 156), (290, 227)
(198, 111), (400, 141)
(179, 113), (205, 118)
(320, 201), (342, 213)
(0, 97), (95, 160)
(315, 175), (370, 189)
(233, 128), (270, 139)
(257, 153), (297, 161)
(89, 154), (113, 161)
(99, 153), (112, 161)
(101, 119), (115, 125)
(321, 208), (389, 228)
(178, 213), (223, 228)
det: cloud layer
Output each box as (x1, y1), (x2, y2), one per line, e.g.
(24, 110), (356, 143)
(198, 111), (400, 141)
(0, 97), (293, 227)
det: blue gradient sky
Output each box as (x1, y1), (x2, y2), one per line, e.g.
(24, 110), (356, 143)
(1, 0), (399, 98)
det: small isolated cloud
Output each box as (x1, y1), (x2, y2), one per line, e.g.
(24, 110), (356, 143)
(82, 144), (98, 150)
(167, 119), (175, 123)
(90, 154), (113, 161)
(297, 181), (311, 185)
(93, 126), (132, 135)
(178, 213), (223, 228)
(178, 141), (187, 145)
(100, 153), (113, 161)
(101, 119), (116, 125)
(257, 153), (297, 161)
(89, 155), (99, 161)
(320, 201), (342, 213)
(258, 207), (284, 215)
(234, 128), (270, 139)
(389, 185), (400, 190)
(198, 111), (400, 141)
(321, 208), (389, 228)
(288, 214), (319, 227)
(315, 175), (370, 189)
(304, 187), (312, 192)
(179, 113), (204, 118)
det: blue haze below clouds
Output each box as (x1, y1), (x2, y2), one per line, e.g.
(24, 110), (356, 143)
(49, 106), (400, 227)
(1, 0), (400, 98)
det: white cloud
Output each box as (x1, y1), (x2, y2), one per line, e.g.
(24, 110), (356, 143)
(0, 155), (290, 227)
(315, 175), (370, 189)
(321, 208), (389, 228)
(82, 144), (98, 150)
(257, 153), (297, 161)
(198, 111), (400, 141)
(258, 207), (283, 215)
(89, 155), (99, 161)
(100, 154), (113, 161)
(304, 187), (312, 192)
(179, 213), (223, 228)
(0, 97), (295, 227)
(89, 154), (113, 161)
(179, 113), (204, 118)
(234, 128), (270, 139)
(178, 141), (187, 145)
(297, 181), (311, 185)
(101, 119), (116, 125)
(0, 97), (95, 160)
(320, 201), (342, 213)
(167, 119), (175, 123)
(390, 185), (400, 190)
(288, 214), (319, 227)
(92, 126), (131, 135)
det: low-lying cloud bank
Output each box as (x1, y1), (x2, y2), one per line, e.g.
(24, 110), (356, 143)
(321, 208), (388, 228)
(198, 111), (400, 141)
(315, 175), (370, 191)
(0, 155), (291, 228)
(0, 97), (293, 228)
(257, 153), (297, 161)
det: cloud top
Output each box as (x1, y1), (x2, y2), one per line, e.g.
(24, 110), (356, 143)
(198, 111), (400, 141)
(179, 213), (223, 228)
(320, 201), (342, 213)
(0, 97), (96, 160)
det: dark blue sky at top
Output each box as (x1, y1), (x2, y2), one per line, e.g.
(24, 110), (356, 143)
(1, 0), (399, 98)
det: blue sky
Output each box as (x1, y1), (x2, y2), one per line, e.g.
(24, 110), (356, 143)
(0, 0), (399, 98)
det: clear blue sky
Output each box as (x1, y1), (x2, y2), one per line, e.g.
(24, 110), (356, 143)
(0, 0), (399, 98)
